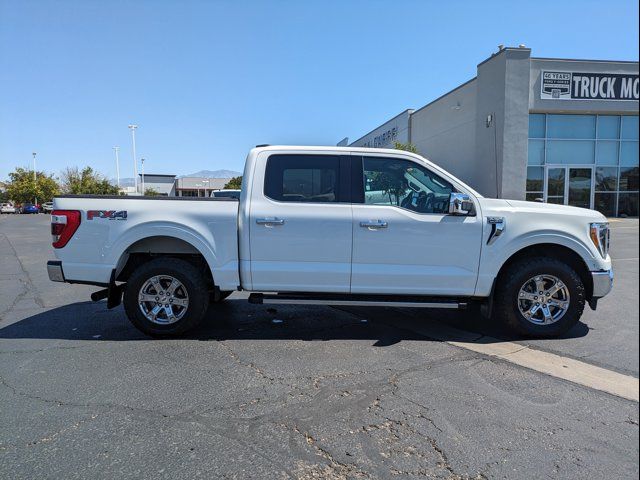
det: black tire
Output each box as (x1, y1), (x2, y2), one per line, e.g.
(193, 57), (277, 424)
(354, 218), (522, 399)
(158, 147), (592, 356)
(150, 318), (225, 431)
(211, 291), (233, 303)
(494, 256), (585, 338)
(123, 257), (210, 338)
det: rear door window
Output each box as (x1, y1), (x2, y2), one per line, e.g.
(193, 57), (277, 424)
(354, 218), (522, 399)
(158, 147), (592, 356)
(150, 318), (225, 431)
(264, 154), (346, 203)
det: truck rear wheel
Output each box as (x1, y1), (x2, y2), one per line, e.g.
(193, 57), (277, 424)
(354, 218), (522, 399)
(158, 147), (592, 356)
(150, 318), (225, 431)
(494, 257), (586, 338)
(123, 258), (209, 337)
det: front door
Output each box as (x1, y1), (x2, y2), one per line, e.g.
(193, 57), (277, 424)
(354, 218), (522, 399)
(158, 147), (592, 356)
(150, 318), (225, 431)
(249, 153), (353, 293)
(545, 166), (594, 209)
(350, 155), (483, 296)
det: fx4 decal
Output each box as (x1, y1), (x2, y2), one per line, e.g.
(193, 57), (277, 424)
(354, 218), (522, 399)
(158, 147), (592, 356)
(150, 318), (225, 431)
(87, 210), (128, 221)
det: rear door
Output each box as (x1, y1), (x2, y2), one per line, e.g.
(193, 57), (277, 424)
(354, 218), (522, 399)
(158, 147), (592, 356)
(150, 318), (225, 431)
(350, 154), (483, 296)
(248, 153), (353, 292)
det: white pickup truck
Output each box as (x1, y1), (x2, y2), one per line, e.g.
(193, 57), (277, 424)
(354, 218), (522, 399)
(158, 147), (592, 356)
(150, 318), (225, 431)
(47, 146), (613, 338)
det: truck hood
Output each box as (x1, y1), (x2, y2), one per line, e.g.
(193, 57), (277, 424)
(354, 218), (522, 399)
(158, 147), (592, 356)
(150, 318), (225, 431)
(478, 198), (607, 222)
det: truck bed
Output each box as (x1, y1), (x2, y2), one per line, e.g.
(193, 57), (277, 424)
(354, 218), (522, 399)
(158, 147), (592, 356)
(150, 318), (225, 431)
(52, 195), (240, 289)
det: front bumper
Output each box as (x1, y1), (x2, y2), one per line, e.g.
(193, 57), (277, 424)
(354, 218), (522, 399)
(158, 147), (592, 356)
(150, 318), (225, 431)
(47, 260), (65, 282)
(591, 270), (614, 299)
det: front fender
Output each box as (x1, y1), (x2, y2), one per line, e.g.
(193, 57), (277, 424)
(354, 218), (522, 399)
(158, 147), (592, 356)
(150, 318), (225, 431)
(475, 229), (609, 297)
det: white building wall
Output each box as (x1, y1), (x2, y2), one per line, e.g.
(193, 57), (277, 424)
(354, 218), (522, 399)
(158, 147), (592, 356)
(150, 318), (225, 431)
(410, 79), (478, 186)
(350, 110), (413, 148)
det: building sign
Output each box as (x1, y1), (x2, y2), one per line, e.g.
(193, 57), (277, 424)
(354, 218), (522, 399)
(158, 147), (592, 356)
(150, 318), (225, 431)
(361, 127), (398, 148)
(541, 71), (639, 101)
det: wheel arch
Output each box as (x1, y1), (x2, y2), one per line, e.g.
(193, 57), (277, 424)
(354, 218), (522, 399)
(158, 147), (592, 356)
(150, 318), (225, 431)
(495, 243), (594, 300)
(114, 235), (215, 289)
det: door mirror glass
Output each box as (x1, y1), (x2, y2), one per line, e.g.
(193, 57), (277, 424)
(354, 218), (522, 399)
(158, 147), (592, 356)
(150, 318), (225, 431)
(448, 192), (473, 215)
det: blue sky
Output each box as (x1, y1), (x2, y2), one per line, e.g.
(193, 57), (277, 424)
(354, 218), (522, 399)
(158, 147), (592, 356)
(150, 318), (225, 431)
(1, 0), (638, 181)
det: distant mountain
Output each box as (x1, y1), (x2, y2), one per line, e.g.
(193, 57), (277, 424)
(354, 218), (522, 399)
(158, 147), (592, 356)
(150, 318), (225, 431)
(180, 169), (241, 179)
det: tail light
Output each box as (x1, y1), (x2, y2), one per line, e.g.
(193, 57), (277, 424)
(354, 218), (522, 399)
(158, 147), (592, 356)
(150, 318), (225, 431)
(51, 210), (81, 248)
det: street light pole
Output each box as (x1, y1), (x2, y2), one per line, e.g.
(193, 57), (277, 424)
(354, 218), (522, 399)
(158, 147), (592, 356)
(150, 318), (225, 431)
(141, 158), (145, 195)
(113, 146), (121, 189)
(128, 125), (138, 193)
(32, 152), (37, 206)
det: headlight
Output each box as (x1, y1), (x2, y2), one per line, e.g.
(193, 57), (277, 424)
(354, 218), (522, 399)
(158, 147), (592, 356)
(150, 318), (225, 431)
(590, 222), (610, 259)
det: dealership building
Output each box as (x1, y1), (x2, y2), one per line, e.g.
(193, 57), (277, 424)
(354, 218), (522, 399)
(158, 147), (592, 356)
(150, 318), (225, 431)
(347, 46), (639, 217)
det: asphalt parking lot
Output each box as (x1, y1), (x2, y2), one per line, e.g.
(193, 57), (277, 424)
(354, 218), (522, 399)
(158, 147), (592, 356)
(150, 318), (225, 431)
(0, 213), (638, 479)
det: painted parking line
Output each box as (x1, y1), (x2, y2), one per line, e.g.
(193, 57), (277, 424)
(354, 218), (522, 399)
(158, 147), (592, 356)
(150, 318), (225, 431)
(389, 315), (639, 403)
(450, 339), (639, 402)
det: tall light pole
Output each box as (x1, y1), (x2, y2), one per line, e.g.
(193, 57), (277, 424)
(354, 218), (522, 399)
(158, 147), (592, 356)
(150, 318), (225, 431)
(141, 158), (145, 195)
(32, 152), (37, 206)
(113, 146), (121, 188)
(128, 124), (138, 192)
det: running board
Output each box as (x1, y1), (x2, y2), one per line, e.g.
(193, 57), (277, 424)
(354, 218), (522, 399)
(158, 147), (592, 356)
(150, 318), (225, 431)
(248, 293), (467, 309)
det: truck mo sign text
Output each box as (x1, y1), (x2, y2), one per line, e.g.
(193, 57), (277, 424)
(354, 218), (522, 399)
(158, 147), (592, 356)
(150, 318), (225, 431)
(541, 71), (639, 101)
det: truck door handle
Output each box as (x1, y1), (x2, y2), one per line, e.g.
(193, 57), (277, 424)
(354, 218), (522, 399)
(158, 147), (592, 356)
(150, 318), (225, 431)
(256, 217), (285, 226)
(360, 220), (388, 229)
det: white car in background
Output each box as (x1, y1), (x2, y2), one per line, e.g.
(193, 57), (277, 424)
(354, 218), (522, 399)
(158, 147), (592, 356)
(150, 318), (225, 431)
(0, 203), (17, 214)
(42, 202), (54, 213)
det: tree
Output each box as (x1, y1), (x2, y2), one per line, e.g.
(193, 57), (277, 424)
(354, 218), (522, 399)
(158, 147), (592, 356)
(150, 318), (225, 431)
(5, 167), (60, 204)
(224, 176), (242, 189)
(60, 167), (119, 195)
(394, 141), (419, 154)
(144, 187), (160, 196)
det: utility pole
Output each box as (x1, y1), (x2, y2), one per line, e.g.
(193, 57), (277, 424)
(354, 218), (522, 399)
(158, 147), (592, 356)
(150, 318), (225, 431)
(141, 158), (145, 195)
(32, 152), (37, 206)
(128, 125), (138, 193)
(113, 146), (121, 189)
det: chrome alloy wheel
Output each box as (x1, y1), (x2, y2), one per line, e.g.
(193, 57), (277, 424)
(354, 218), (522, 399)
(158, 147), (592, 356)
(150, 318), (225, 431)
(138, 275), (189, 325)
(517, 274), (570, 325)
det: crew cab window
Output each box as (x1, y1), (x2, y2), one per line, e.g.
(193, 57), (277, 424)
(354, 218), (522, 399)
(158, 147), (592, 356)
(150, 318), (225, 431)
(265, 154), (341, 202)
(363, 157), (454, 214)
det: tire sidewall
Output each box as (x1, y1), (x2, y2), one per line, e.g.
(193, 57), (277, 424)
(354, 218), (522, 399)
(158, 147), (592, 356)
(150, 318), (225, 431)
(124, 259), (208, 337)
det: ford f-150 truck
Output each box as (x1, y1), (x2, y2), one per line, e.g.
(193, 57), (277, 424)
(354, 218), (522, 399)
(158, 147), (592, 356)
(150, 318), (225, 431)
(47, 146), (613, 338)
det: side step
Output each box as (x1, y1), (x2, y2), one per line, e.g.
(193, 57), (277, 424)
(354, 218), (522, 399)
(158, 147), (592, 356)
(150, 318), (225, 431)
(248, 293), (467, 309)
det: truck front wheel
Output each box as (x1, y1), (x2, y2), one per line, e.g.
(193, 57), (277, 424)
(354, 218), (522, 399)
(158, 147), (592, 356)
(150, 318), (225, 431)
(494, 257), (586, 338)
(123, 258), (209, 337)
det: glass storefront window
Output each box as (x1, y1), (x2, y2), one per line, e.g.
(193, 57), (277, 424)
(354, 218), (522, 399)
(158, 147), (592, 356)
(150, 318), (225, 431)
(620, 141), (639, 166)
(529, 114), (546, 138)
(526, 192), (544, 202)
(529, 114), (639, 217)
(619, 167), (639, 192)
(546, 140), (595, 164)
(547, 114), (596, 139)
(621, 116), (639, 140)
(594, 193), (617, 217)
(618, 193), (639, 217)
(595, 167), (618, 192)
(597, 116), (620, 139)
(528, 140), (545, 165)
(596, 141), (619, 165)
(526, 167), (544, 192)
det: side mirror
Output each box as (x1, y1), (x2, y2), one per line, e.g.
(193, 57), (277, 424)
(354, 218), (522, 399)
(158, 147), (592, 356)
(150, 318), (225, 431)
(448, 192), (473, 216)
